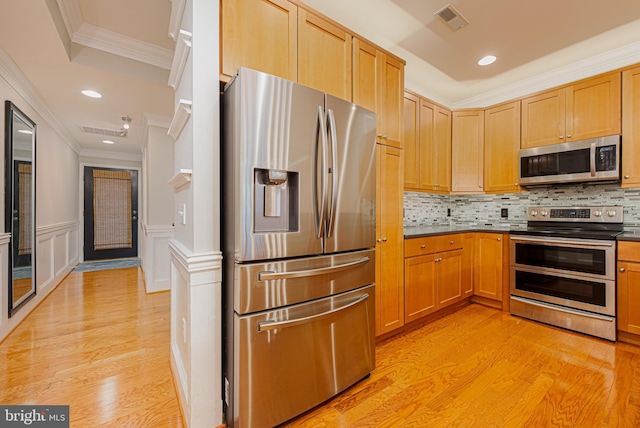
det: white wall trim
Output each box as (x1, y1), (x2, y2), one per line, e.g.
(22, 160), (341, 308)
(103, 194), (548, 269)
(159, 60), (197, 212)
(168, 30), (192, 90)
(78, 148), (142, 162)
(168, 0), (187, 41)
(0, 232), (10, 246)
(168, 239), (223, 278)
(454, 39), (640, 109)
(54, 0), (83, 38)
(37, 220), (80, 235)
(141, 223), (174, 293)
(0, 47), (82, 154)
(72, 23), (173, 70)
(168, 169), (192, 192)
(168, 99), (192, 140)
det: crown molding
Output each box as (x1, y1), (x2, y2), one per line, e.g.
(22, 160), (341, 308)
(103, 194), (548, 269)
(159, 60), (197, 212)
(141, 113), (171, 148)
(168, 169), (192, 192)
(453, 40), (640, 109)
(72, 23), (173, 70)
(78, 148), (142, 162)
(168, 0), (187, 41)
(54, 0), (83, 36)
(168, 99), (192, 140)
(0, 47), (82, 154)
(168, 30), (192, 90)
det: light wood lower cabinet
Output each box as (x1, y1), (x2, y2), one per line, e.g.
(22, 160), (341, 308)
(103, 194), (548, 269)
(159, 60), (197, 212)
(375, 145), (404, 336)
(473, 233), (505, 302)
(617, 242), (640, 335)
(404, 234), (464, 324)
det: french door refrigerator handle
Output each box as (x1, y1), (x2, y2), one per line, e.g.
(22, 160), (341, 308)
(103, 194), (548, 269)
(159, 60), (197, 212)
(258, 256), (370, 281)
(257, 293), (369, 332)
(326, 108), (338, 238)
(313, 105), (328, 239)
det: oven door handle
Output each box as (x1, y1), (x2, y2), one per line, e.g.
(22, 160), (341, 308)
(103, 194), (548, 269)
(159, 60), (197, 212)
(257, 293), (369, 332)
(510, 236), (614, 248)
(510, 296), (614, 322)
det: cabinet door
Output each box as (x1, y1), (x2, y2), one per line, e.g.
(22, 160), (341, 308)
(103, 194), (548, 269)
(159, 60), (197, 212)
(298, 9), (352, 100)
(352, 38), (377, 113)
(419, 99), (436, 190)
(567, 72), (621, 142)
(437, 249), (463, 307)
(474, 233), (503, 301)
(405, 255), (437, 323)
(375, 145), (404, 336)
(618, 261), (640, 335)
(461, 233), (474, 297)
(434, 107), (452, 192)
(403, 92), (420, 189)
(520, 89), (565, 148)
(484, 101), (521, 193)
(622, 66), (640, 188)
(221, 0), (298, 81)
(452, 110), (484, 193)
(377, 53), (404, 148)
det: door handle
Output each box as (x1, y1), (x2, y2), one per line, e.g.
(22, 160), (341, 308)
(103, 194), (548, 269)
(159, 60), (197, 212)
(258, 256), (370, 281)
(590, 142), (596, 176)
(313, 105), (328, 239)
(257, 293), (369, 332)
(326, 108), (338, 238)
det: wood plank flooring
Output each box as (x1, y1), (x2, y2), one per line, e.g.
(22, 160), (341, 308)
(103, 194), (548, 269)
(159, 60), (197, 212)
(286, 304), (640, 427)
(3, 269), (640, 427)
(0, 268), (184, 427)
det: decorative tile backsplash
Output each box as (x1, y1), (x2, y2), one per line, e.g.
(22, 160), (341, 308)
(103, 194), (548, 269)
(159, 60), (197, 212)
(405, 184), (640, 230)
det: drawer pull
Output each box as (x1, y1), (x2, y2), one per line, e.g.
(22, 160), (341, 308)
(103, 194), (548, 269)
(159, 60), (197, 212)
(421, 244), (426, 248)
(620, 267), (626, 273)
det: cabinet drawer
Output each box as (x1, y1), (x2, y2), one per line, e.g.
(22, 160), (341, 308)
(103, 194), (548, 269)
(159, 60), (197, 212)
(618, 241), (640, 263)
(405, 236), (439, 257)
(436, 234), (462, 252)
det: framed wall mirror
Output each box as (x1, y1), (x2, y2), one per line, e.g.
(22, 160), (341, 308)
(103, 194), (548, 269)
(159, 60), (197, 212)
(5, 101), (36, 317)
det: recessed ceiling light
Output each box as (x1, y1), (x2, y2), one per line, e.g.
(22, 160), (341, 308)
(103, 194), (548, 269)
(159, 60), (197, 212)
(82, 89), (103, 99)
(478, 55), (497, 66)
(102, 140), (115, 145)
(18, 129), (33, 135)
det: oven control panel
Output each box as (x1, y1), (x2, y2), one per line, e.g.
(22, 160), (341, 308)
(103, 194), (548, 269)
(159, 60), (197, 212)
(527, 206), (623, 223)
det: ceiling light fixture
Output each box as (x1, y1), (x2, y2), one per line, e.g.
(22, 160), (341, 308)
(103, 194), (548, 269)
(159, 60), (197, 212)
(102, 140), (115, 145)
(119, 116), (132, 137)
(478, 55), (497, 66)
(82, 89), (102, 99)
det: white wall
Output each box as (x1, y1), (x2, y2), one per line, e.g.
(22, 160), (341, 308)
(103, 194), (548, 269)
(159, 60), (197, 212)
(0, 49), (80, 342)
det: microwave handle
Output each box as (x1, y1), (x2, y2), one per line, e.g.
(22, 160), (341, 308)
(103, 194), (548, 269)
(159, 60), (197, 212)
(590, 142), (596, 176)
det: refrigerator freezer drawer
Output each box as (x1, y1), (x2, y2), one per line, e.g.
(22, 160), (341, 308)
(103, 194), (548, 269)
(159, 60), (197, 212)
(230, 284), (375, 428)
(234, 249), (375, 314)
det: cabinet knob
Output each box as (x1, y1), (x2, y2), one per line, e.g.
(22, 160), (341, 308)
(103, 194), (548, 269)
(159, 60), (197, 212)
(497, 237), (501, 241)
(515, 183), (519, 186)
(624, 175), (630, 179)
(450, 240), (455, 245)
(421, 244), (426, 248)
(567, 134), (572, 138)
(382, 237), (387, 242)
(620, 267), (626, 272)
(377, 134), (383, 138)
(383, 135), (388, 139)
(559, 135), (564, 139)
(479, 185), (482, 188)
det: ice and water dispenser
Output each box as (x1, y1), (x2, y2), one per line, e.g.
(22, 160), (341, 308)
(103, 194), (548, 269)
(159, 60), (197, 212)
(254, 168), (299, 233)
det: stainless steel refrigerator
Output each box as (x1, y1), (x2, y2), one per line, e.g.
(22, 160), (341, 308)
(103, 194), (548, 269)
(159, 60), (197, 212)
(221, 67), (377, 427)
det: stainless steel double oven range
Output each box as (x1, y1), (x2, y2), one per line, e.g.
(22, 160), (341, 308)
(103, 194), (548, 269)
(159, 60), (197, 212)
(510, 206), (623, 341)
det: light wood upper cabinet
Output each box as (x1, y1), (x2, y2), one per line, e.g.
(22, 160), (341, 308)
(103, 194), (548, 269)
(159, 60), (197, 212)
(353, 39), (404, 148)
(298, 9), (352, 100)
(617, 242), (640, 335)
(484, 101), (521, 194)
(419, 99), (451, 193)
(521, 72), (621, 148)
(376, 145), (405, 336)
(622, 66), (640, 188)
(221, 0), (298, 81)
(403, 92), (420, 189)
(452, 110), (484, 194)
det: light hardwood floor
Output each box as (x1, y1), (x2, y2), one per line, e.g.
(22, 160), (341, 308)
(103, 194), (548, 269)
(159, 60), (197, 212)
(0, 268), (184, 427)
(3, 269), (640, 427)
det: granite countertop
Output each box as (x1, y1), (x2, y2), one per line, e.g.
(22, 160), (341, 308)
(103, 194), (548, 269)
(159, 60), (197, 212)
(406, 224), (640, 241)
(404, 223), (527, 238)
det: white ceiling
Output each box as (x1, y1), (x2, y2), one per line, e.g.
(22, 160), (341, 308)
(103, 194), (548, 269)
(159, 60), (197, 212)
(1, 0), (640, 156)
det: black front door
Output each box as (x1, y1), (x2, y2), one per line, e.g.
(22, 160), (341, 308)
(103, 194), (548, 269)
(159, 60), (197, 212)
(84, 167), (138, 261)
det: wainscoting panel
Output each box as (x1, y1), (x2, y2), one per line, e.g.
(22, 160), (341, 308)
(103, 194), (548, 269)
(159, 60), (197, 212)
(141, 223), (174, 293)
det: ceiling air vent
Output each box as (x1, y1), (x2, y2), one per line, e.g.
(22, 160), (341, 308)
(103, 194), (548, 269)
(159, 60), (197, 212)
(79, 125), (126, 137)
(434, 4), (469, 31)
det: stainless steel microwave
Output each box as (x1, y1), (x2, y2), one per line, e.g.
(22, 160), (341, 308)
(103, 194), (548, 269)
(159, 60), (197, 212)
(519, 135), (620, 186)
